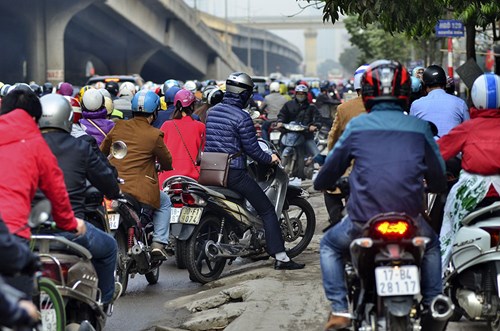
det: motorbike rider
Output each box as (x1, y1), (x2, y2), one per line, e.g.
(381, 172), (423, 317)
(79, 88), (115, 145)
(101, 90), (174, 260)
(409, 64), (469, 137)
(277, 84), (323, 165)
(438, 73), (500, 273)
(315, 80), (340, 131)
(0, 88), (86, 296)
(204, 72), (305, 270)
(323, 65), (368, 229)
(37, 93), (122, 306)
(260, 81), (287, 141)
(153, 86), (181, 128)
(314, 60), (447, 330)
(113, 81), (136, 119)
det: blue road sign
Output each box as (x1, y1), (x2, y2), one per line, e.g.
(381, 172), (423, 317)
(435, 20), (464, 37)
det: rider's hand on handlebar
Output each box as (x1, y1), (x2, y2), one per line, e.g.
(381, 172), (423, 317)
(75, 218), (87, 236)
(18, 300), (40, 322)
(309, 125), (318, 132)
(271, 154), (281, 164)
(276, 122), (283, 128)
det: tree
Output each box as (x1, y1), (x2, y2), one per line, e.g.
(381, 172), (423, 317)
(305, 0), (500, 61)
(317, 59), (343, 80)
(338, 46), (360, 74)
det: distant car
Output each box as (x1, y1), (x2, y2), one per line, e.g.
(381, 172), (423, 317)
(252, 76), (269, 95)
(85, 74), (145, 89)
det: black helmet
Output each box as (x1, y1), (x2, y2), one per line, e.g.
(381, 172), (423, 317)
(422, 65), (446, 88)
(105, 81), (119, 97)
(42, 82), (53, 95)
(320, 80), (330, 91)
(361, 59), (411, 112)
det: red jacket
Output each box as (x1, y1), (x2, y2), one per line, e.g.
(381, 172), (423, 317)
(159, 116), (205, 185)
(438, 109), (500, 196)
(0, 109), (77, 239)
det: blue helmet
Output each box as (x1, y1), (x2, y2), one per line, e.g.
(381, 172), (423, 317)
(165, 86), (181, 104)
(410, 76), (422, 93)
(131, 90), (160, 113)
(161, 79), (180, 95)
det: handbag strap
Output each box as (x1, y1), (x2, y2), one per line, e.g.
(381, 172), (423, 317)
(87, 119), (107, 138)
(172, 121), (200, 174)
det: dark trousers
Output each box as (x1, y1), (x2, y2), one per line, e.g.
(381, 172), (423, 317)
(227, 169), (285, 255)
(323, 192), (344, 226)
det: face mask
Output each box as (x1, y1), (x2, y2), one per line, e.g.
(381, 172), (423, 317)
(296, 95), (306, 103)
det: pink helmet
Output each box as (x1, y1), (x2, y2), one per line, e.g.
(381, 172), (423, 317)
(174, 89), (196, 108)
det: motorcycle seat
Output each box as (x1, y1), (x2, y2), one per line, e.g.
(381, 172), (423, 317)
(206, 186), (244, 201)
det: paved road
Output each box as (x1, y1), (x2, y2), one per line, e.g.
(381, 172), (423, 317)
(105, 187), (492, 331)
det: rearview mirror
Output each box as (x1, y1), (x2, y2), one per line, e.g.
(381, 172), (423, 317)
(28, 200), (51, 228)
(109, 141), (128, 160)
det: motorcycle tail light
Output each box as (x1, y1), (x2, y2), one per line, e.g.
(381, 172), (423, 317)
(41, 261), (71, 283)
(169, 183), (183, 195)
(104, 198), (115, 212)
(374, 220), (410, 240)
(181, 193), (206, 206)
(481, 227), (500, 247)
(412, 236), (430, 247)
(352, 238), (373, 248)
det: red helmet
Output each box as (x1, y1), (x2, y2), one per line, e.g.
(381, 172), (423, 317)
(361, 59), (411, 111)
(174, 89), (196, 108)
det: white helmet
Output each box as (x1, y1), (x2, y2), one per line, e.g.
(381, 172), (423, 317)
(269, 81), (280, 93)
(471, 73), (500, 110)
(353, 64), (370, 90)
(81, 88), (105, 111)
(183, 80), (197, 93)
(98, 88), (111, 99)
(119, 82), (136, 97)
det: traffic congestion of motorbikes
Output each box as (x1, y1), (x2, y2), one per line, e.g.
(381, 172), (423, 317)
(1, 57), (500, 331)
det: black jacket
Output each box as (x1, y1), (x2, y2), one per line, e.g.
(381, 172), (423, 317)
(41, 130), (120, 218)
(0, 218), (33, 275)
(277, 99), (322, 139)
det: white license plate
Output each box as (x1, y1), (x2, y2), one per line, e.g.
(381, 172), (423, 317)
(40, 293), (57, 331)
(179, 207), (202, 225)
(270, 131), (280, 141)
(108, 213), (120, 230)
(375, 265), (420, 296)
(170, 207), (182, 224)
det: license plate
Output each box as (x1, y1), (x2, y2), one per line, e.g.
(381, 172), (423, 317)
(40, 293), (57, 331)
(179, 207), (202, 225)
(270, 131), (280, 141)
(375, 265), (420, 296)
(170, 207), (182, 224)
(108, 213), (120, 230)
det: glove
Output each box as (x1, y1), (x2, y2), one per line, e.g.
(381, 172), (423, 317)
(21, 253), (41, 276)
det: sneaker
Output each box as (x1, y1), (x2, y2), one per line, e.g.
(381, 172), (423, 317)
(274, 259), (305, 270)
(324, 312), (351, 330)
(151, 242), (168, 260)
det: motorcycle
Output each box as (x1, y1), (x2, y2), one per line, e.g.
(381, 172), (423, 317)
(28, 200), (101, 331)
(443, 201), (500, 330)
(347, 212), (453, 330)
(163, 139), (316, 284)
(280, 121), (314, 180)
(104, 142), (162, 294)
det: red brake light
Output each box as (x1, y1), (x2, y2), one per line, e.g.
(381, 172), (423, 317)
(181, 193), (196, 206)
(104, 198), (114, 212)
(41, 261), (70, 283)
(481, 227), (500, 247)
(169, 183), (183, 195)
(375, 221), (410, 239)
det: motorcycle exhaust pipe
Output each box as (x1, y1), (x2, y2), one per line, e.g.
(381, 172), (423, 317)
(205, 240), (221, 260)
(429, 294), (454, 321)
(131, 243), (150, 272)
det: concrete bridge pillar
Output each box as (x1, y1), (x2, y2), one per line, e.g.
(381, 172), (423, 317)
(206, 55), (232, 80)
(304, 28), (318, 77)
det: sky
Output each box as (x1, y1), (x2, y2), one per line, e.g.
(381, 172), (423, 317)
(183, 0), (350, 66)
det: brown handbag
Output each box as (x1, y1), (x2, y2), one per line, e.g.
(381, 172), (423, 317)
(198, 151), (241, 187)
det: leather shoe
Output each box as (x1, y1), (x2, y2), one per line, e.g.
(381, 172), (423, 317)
(324, 313), (350, 330)
(274, 259), (305, 270)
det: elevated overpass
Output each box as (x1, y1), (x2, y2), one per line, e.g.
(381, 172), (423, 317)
(0, 0), (253, 84)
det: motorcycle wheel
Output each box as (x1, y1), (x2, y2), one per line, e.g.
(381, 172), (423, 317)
(280, 197), (316, 258)
(145, 266), (160, 285)
(387, 313), (409, 331)
(37, 277), (67, 331)
(175, 239), (187, 269)
(114, 228), (129, 295)
(184, 215), (227, 284)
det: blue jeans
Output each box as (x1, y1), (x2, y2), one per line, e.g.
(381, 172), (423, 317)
(152, 191), (172, 244)
(227, 169), (285, 255)
(320, 215), (442, 312)
(59, 222), (117, 303)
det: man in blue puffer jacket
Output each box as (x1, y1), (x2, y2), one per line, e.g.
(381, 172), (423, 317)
(205, 72), (305, 270)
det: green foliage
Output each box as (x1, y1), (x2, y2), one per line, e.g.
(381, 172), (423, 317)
(338, 46), (361, 73)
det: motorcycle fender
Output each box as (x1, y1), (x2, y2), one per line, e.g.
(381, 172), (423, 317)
(171, 223), (196, 241)
(286, 185), (308, 200)
(383, 296), (413, 317)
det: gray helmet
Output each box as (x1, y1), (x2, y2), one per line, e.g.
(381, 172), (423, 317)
(39, 94), (73, 133)
(225, 72), (254, 94)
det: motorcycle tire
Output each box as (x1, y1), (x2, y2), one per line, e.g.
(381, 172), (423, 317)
(175, 239), (187, 269)
(387, 312), (410, 331)
(37, 277), (67, 331)
(114, 228), (129, 295)
(145, 266), (160, 285)
(280, 197), (316, 258)
(184, 215), (227, 284)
